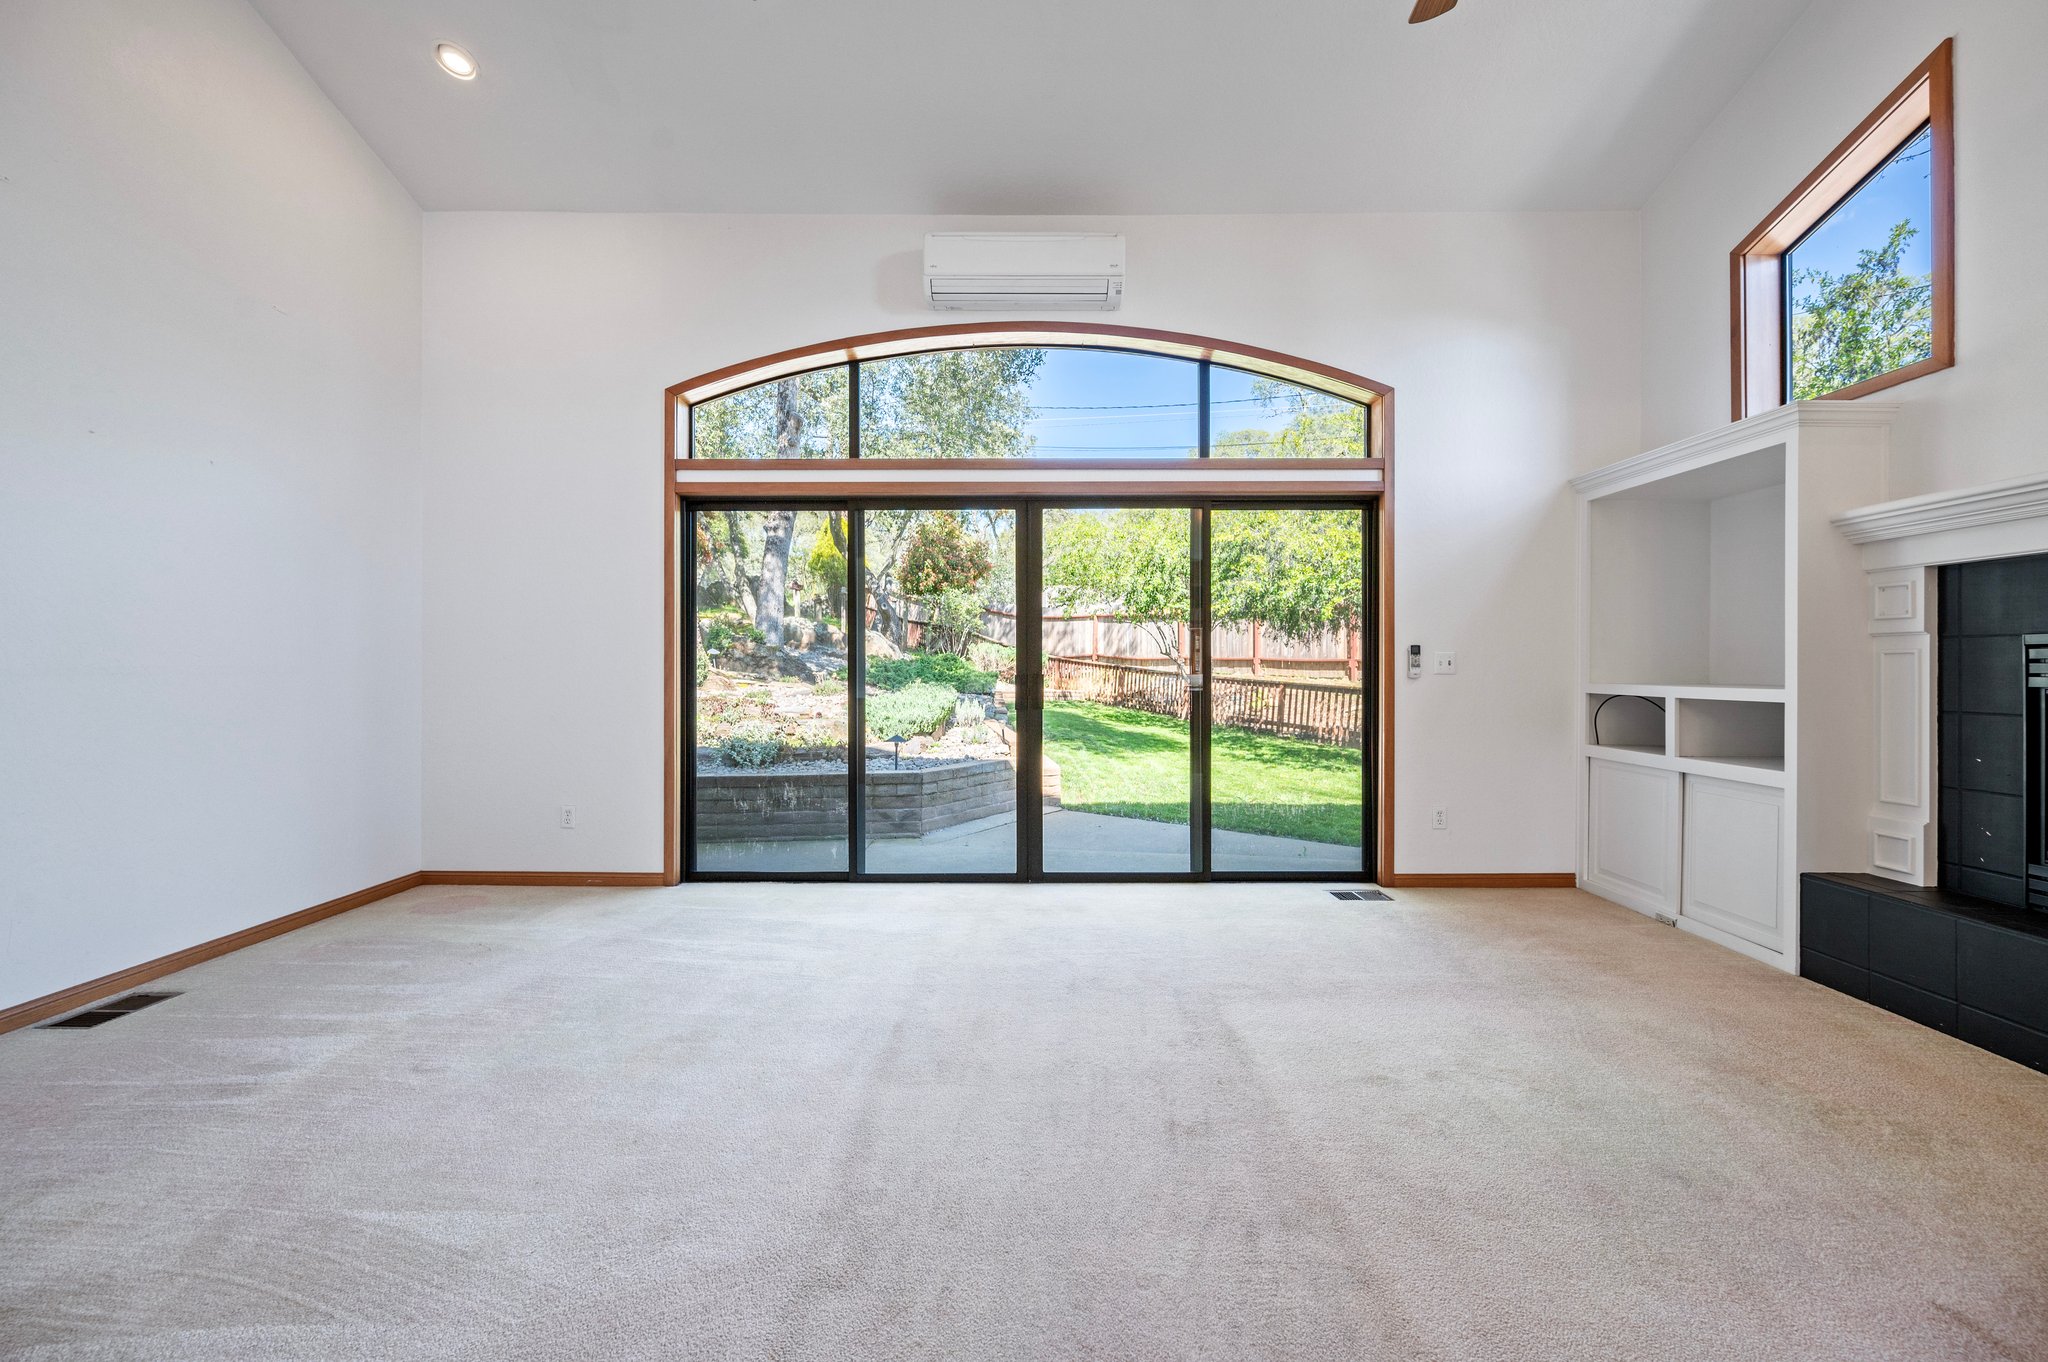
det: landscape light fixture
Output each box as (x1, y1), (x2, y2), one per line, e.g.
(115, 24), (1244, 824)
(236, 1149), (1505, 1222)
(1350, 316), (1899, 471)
(434, 43), (477, 79)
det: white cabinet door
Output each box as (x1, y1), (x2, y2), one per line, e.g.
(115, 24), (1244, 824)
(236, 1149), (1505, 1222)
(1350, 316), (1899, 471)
(1682, 775), (1786, 949)
(1584, 758), (1683, 918)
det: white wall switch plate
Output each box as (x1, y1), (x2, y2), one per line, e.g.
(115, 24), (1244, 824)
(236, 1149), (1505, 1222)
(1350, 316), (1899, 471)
(1432, 651), (1456, 675)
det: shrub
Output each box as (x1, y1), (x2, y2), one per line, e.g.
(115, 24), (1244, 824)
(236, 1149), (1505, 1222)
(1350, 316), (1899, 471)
(805, 531), (845, 593)
(865, 681), (956, 739)
(703, 620), (764, 654)
(915, 587), (986, 656)
(969, 641), (1016, 683)
(716, 720), (783, 769)
(789, 719), (845, 752)
(868, 651), (996, 694)
(695, 649), (709, 686)
(899, 514), (993, 597)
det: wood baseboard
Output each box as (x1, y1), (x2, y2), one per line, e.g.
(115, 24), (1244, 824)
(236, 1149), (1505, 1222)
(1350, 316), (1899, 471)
(0, 871), (426, 1035)
(419, 871), (667, 887)
(1379, 873), (1578, 889)
(3, 867), (1570, 1036)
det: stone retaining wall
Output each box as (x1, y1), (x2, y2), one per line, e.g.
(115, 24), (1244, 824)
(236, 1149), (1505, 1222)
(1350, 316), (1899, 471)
(696, 758), (1017, 841)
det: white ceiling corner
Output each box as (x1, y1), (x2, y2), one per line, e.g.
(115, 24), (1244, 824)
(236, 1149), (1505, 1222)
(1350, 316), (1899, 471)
(248, 0), (1815, 214)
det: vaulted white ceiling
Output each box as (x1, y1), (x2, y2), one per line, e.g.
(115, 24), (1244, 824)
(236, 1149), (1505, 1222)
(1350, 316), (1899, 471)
(248, 0), (1813, 214)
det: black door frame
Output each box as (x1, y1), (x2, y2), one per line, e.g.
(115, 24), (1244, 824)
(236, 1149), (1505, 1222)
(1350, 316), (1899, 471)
(681, 495), (1376, 884)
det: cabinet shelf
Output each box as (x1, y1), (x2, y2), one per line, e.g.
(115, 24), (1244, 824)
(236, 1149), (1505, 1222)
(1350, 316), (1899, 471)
(1576, 402), (1896, 973)
(1586, 682), (1787, 702)
(1583, 744), (1787, 788)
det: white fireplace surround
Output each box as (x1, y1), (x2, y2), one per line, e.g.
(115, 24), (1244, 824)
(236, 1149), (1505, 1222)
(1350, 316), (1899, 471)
(1833, 470), (2048, 886)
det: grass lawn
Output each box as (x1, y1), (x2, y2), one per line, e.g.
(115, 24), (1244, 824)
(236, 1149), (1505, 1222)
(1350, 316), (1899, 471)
(1044, 700), (1362, 846)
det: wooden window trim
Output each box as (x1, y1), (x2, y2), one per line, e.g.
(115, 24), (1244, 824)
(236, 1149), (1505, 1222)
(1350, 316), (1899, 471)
(1730, 38), (1954, 419)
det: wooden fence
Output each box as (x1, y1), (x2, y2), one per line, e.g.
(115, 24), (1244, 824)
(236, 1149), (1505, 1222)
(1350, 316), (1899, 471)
(1045, 657), (1363, 747)
(876, 601), (1361, 681)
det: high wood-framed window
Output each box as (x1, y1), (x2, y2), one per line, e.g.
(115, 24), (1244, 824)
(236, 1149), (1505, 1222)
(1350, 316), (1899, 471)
(1731, 39), (1954, 419)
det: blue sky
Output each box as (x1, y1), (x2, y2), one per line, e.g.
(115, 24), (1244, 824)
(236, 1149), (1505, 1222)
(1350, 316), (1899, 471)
(1789, 125), (1933, 302)
(1017, 350), (1322, 458)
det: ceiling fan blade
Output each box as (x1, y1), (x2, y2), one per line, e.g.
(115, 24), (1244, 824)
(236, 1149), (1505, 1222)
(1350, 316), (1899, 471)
(1409, 0), (1457, 22)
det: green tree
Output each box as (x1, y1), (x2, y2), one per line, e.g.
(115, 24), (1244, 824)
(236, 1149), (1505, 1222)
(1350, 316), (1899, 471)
(1042, 508), (1192, 671)
(859, 349), (1045, 458)
(692, 373), (848, 645)
(895, 511), (996, 654)
(1042, 507), (1361, 674)
(694, 352), (1043, 646)
(1789, 220), (1933, 400)
(1211, 509), (1361, 641)
(899, 512), (993, 597)
(804, 528), (845, 616)
(1212, 380), (1366, 460)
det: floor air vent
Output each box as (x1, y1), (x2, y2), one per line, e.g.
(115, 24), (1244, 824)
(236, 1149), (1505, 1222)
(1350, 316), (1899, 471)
(38, 991), (181, 1029)
(1329, 890), (1393, 902)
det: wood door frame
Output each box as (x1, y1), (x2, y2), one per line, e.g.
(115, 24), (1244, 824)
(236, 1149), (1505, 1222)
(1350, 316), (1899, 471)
(662, 322), (1397, 884)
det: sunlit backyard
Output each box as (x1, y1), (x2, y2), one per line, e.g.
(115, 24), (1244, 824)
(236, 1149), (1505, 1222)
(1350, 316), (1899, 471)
(1044, 700), (1362, 846)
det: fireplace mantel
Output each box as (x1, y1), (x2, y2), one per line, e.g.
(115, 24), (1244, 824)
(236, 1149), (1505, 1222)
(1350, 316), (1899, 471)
(1834, 472), (2048, 888)
(1834, 471), (2048, 570)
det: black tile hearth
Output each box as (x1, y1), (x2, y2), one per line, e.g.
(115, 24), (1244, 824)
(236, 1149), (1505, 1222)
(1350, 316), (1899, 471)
(1802, 873), (2048, 1075)
(1867, 897), (1956, 995)
(1957, 921), (2048, 1034)
(1960, 1008), (2048, 1072)
(1801, 877), (1868, 965)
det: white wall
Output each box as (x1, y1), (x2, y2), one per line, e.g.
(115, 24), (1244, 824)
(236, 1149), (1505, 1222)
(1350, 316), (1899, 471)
(1642, 0), (2048, 497)
(0, 0), (422, 1010)
(422, 212), (1641, 876)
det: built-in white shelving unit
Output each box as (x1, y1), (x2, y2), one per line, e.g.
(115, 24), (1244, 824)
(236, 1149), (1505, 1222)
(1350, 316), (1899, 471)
(1573, 402), (1895, 971)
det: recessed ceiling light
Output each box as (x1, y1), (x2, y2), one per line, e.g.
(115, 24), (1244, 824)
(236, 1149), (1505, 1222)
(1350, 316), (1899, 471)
(434, 43), (477, 80)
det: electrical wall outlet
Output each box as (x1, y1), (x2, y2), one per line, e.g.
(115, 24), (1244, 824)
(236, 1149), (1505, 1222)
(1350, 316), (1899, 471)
(1431, 807), (1448, 830)
(559, 805), (576, 830)
(1432, 650), (1456, 675)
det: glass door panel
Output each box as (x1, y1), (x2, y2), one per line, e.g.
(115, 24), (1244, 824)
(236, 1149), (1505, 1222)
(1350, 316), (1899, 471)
(860, 508), (1019, 874)
(1207, 508), (1367, 872)
(1038, 506), (1195, 874)
(692, 508), (850, 872)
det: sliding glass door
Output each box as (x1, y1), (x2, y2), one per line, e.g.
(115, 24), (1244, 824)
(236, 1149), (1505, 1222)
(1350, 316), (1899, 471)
(1037, 506), (1197, 874)
(691, 507), (852, 874)
(860, 508), (1019, 875)
(1207, 508), (1368, 874)
(683, 499), (1372, 881)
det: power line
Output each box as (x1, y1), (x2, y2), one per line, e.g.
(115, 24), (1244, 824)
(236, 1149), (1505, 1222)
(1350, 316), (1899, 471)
(1029, 435), (1336, 452)
(1031, 395), (1340, 412)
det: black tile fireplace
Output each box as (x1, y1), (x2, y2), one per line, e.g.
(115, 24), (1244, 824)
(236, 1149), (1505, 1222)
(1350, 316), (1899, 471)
(1940, 553), (2048, 907)
(1799, 552), (2048, 1076)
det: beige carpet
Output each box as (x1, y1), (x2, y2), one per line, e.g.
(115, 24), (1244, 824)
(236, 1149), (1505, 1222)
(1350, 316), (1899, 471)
(2, 882), (2046, 1361)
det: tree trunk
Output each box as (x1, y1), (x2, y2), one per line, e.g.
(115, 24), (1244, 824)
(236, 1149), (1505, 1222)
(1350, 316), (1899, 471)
(754, 380), (804, 647)
(756, 514), (794, 646)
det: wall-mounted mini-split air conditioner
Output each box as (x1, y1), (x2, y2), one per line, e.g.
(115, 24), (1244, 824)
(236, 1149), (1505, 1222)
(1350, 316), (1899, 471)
(923, 232), (1125, 311)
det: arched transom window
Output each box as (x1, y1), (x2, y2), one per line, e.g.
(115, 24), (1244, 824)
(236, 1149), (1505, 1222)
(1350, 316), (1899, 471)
(674, 328), (1383, 466)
